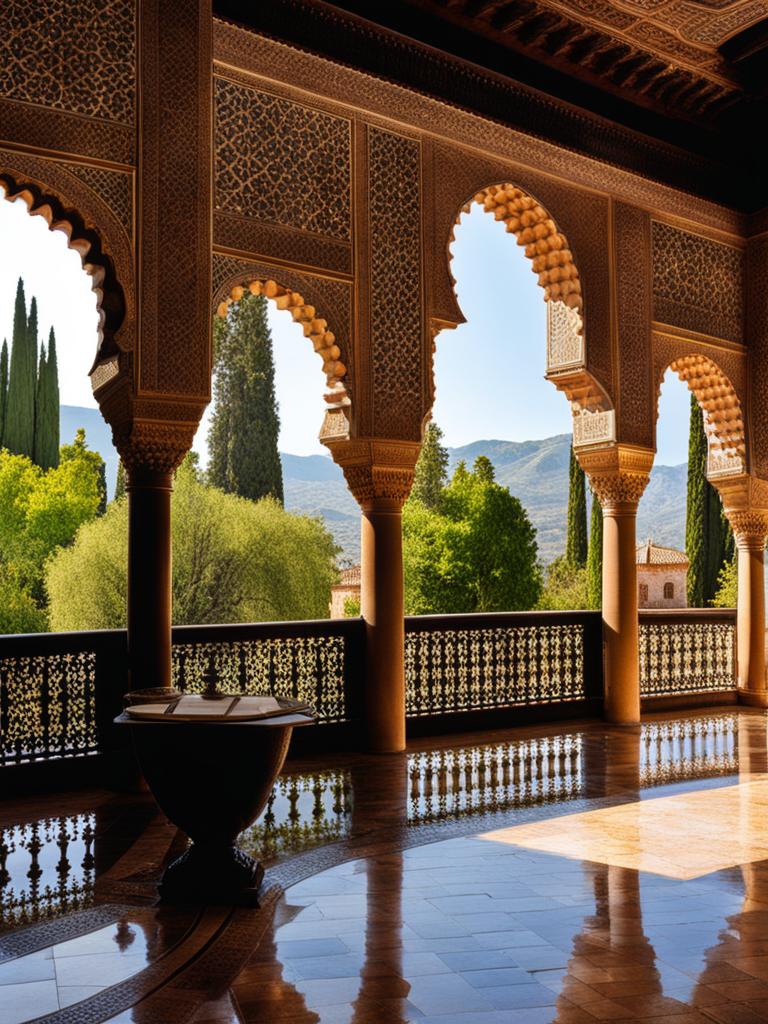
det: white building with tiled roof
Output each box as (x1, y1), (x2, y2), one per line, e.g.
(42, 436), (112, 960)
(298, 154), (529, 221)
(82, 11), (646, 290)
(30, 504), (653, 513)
(636, 539), (688, 609)
(330, 564), (361, 618)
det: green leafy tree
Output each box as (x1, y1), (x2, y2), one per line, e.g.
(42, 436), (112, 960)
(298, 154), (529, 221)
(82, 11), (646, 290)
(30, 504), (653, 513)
(0, 339), (8, 446)
(343, 595), (361, 617)
(4, 279), (36, 458)
(711, 555), (738, 608)
(208, 293), (284, 503)
(565, 446), (588, 567)
(0, 570), (47, 634)
(537, 556), (590, 610)
(0, 438), (103, 626)
(46, 460), (339, 630)
(410, 422), (449, 509)
(586, 490), (603, 609)
(404, 458), (542, 614)
(686, 394), (733, 606)
(34, 327), (59, 470)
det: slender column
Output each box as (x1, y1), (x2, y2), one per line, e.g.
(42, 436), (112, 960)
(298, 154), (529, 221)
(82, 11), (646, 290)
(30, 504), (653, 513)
(126, 465), (174, 692)
(583, 449), (652, 726)
(327, 439), (419, 753)
(361, 500), (407, 751)
(728, 511), (768, 707)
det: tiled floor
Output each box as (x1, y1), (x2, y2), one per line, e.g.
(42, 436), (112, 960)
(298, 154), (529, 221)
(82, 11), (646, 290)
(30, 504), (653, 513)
(2, 709), (768, 1022)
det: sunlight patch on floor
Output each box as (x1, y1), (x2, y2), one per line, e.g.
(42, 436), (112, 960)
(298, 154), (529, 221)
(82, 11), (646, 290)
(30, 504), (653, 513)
(480, 776), (768, 879)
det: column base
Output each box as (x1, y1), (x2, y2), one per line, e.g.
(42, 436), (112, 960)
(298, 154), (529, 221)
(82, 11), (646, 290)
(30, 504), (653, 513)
(737, 688), (768, 709)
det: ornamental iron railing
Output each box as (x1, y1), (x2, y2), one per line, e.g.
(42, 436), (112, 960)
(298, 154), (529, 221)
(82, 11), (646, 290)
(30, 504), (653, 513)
(404, 611), (603, 716)
(638, 609), (737, 697)
(0, 609), (739, 771)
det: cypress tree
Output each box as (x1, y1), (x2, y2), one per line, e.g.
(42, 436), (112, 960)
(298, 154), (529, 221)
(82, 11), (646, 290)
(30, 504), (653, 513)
(686, 393), (733, 606)
(45, 328), (59, 468)
(411, 421), (449, 508)
(565, 445), (588, 567)
(587, 490), (603, 609)
(686, 393), (707, 606)
(32, 328), (60, 471)
(207, 293), (283, 503)
(34, 340), (47, 465)
(0, 339), (8, 447)
(4, 279), (36, 458)
(114, 460), (126, 500)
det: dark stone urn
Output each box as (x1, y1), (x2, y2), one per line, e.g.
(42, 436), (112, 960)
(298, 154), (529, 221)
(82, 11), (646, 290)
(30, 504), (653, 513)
(116, 693), (313, 905)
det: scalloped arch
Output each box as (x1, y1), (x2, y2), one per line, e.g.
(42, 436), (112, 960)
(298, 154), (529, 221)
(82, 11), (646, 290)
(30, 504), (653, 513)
(658, 353), (746, 478)
(443, 182), (612, 435)
(0, 167), (129, 365)
(214, 276), (350, 442)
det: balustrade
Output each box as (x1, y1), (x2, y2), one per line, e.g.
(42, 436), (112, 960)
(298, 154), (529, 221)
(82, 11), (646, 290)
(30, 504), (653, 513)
(0, 610), (739, 774)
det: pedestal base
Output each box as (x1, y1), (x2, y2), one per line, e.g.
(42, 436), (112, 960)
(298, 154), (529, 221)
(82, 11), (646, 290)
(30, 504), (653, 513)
(159, 843), (264, 907)
(738, 688), (768, 709)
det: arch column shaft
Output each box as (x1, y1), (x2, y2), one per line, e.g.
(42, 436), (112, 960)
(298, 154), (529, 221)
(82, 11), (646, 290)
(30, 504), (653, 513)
(127, 468), (174, 691)
(579, 445), (653, 726)
(737, 542), (765, 695)
(725, 509), (768, 707)
(326, 438), (420, 753)
(361, 506), (406, 752)
(602, 503), (641, 723)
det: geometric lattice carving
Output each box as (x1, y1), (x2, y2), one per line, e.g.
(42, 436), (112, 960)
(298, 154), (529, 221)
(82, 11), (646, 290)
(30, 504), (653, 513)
(405, 622), (588, 715)
(0, 651), (98, 765)
(59, 162), (133, 239)
(369, 128), (423, 438)
(639, 619), (736, 697)
(214, 77), (351, 240)
(0, 1), (135, 125)
(172, 636), (349, 724)
(652, 221), (744, 342)
(547, 299), (583, 368)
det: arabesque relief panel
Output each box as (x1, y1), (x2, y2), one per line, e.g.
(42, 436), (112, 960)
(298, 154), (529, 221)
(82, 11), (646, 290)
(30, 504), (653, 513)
(0, 0), (135, 126)
(214, 75), (352, 243)
(367, 127), (424, 441)
(652, 221), (744, 343)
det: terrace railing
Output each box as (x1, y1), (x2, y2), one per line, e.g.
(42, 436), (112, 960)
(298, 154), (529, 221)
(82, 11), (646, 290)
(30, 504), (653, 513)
(0, 608), (739, 776)
(404, 611), (604, 717)
(639, 609), (737, 697)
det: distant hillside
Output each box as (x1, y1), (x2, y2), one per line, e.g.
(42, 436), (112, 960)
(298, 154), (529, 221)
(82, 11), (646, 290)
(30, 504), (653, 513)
(281, 437), (688, 565)
(59, 408), (688, 565)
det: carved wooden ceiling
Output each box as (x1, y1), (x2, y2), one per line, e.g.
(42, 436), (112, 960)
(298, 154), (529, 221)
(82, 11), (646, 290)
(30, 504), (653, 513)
(214, 0), (768, 209)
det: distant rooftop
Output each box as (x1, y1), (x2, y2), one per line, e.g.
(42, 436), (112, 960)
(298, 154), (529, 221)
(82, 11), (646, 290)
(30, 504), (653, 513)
(636, 539), (688, 567)
(334, 564), (361, 589)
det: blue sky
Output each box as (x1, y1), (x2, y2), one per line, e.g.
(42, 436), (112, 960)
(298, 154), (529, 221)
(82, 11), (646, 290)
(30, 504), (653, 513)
(0, 190), (690, 464)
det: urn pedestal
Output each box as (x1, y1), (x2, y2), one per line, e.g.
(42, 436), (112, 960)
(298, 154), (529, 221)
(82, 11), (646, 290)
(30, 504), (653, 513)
(116, 695), (313, 905)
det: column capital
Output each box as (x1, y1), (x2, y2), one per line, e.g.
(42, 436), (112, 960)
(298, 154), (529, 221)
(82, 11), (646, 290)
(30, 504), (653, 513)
(114, 420), (195, 477)
(726, 510), (768, 550)
(578, 444), (653, 513)
(325, 438), (420, 512)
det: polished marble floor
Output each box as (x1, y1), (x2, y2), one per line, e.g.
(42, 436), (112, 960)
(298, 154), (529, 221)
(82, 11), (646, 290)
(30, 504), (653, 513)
(2, 710), (768, 1022)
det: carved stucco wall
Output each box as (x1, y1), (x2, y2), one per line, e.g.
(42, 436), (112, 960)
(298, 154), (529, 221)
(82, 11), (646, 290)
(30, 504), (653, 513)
(747, 236), (768, 480)
(652, 221), (744, 343)
(614, 202), (654, 449)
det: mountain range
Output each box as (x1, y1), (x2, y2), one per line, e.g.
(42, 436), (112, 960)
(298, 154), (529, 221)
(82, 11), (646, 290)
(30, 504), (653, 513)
(60, 409), (687, 565)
